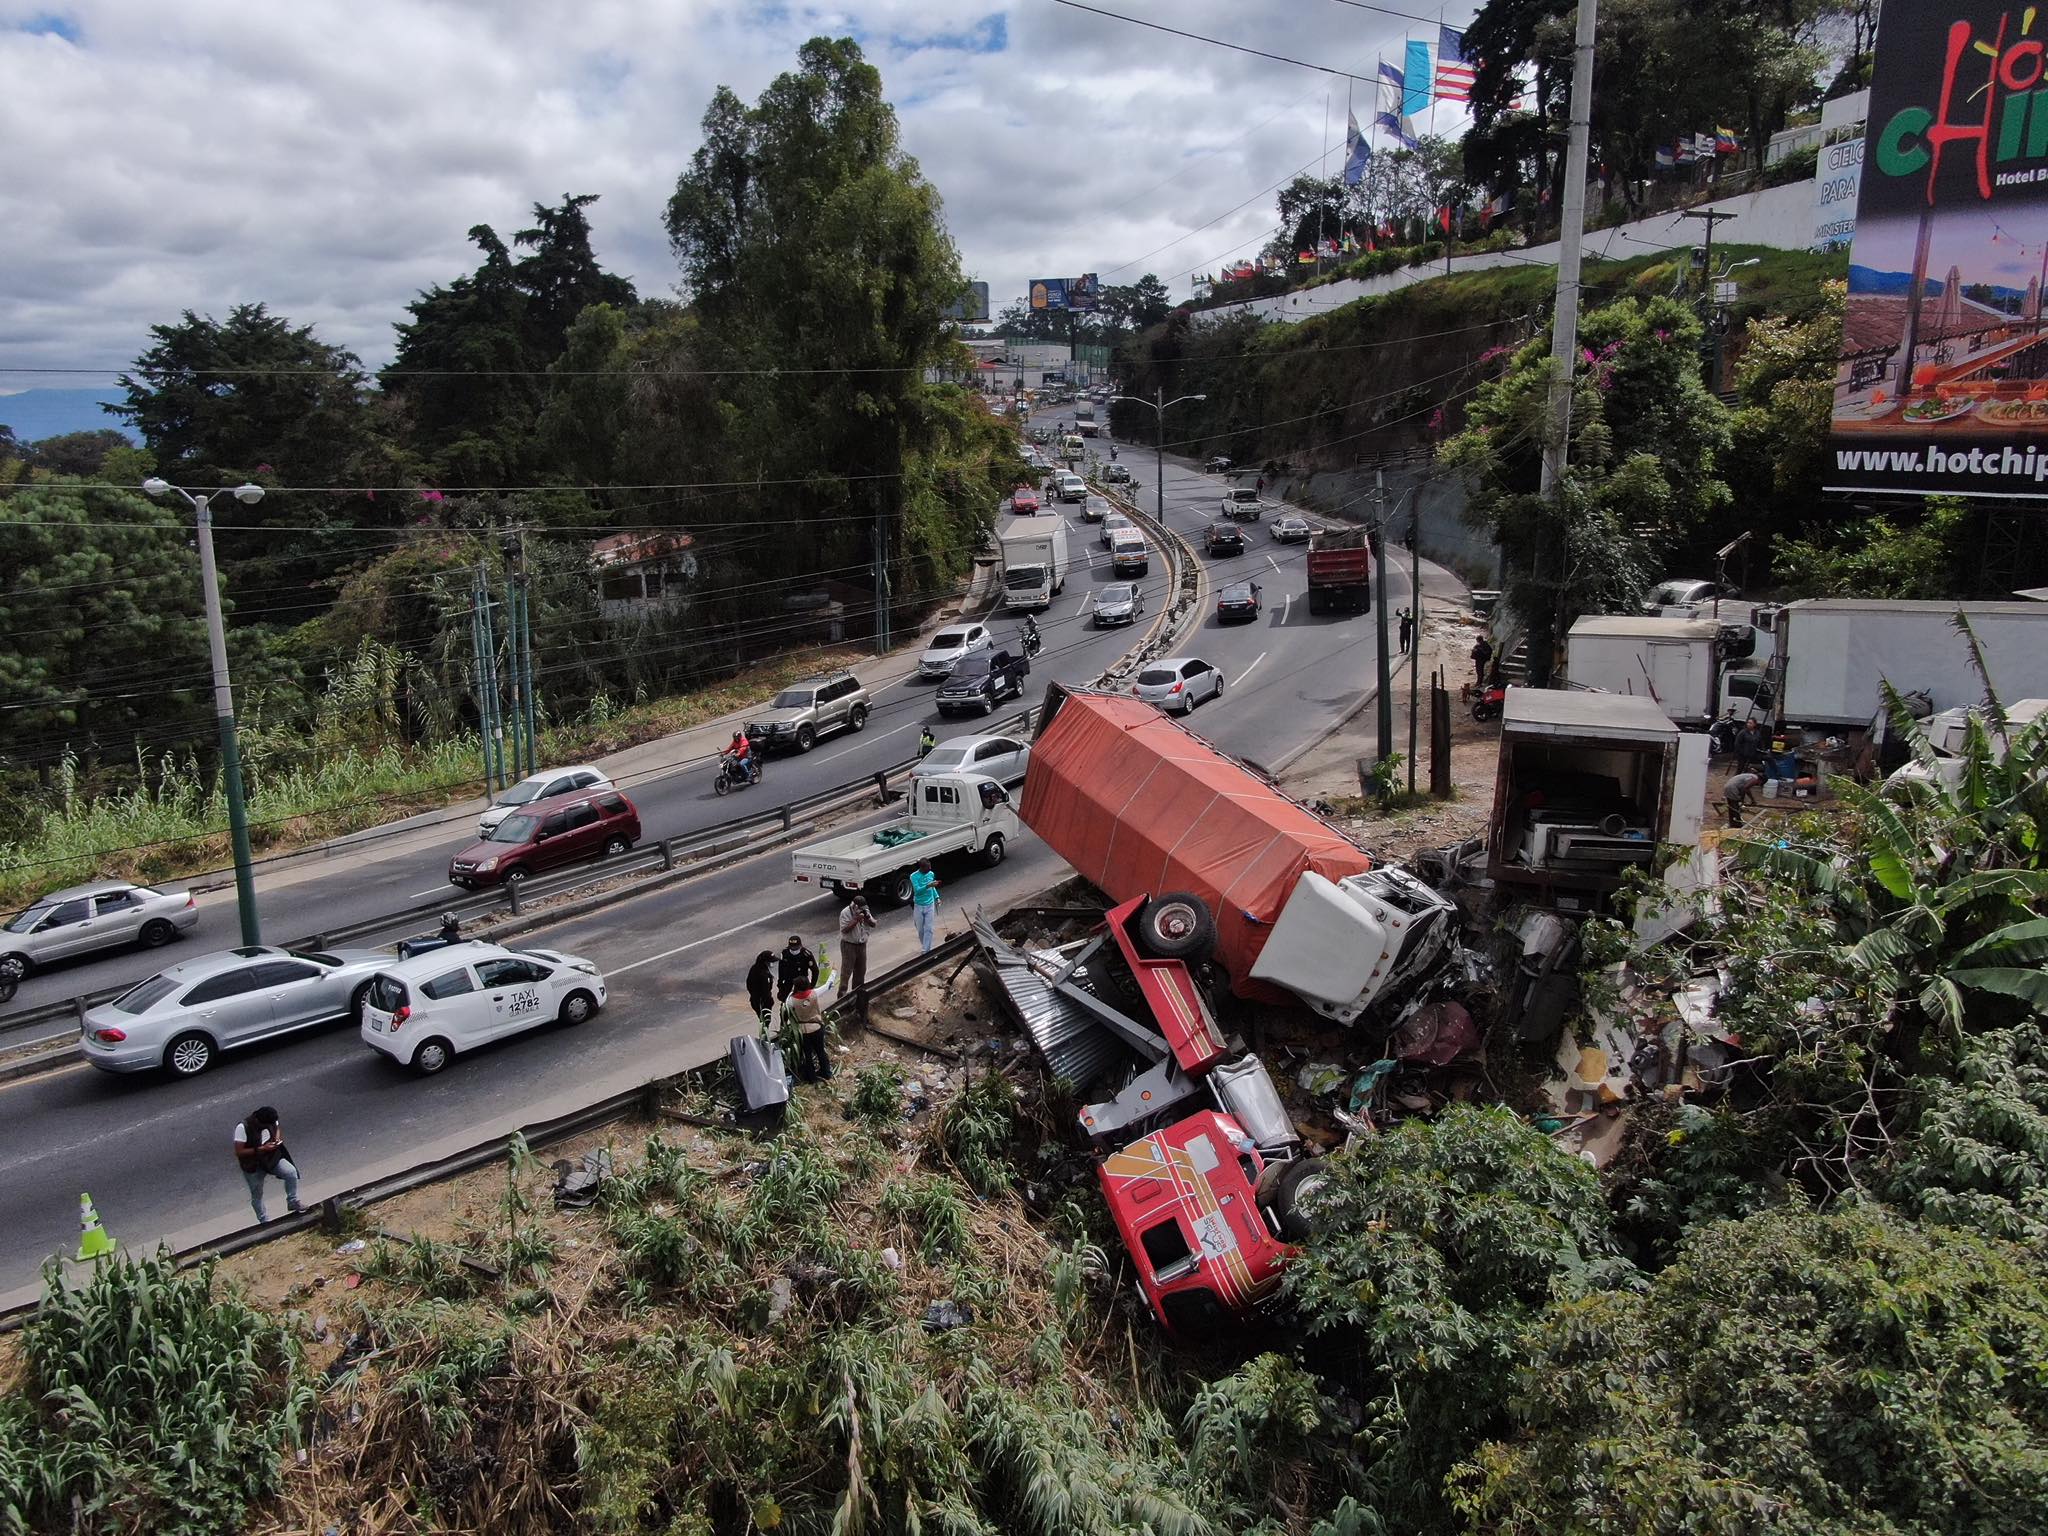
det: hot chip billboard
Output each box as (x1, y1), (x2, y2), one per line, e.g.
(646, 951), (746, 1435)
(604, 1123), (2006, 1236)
(1828, 4), (2048, 498)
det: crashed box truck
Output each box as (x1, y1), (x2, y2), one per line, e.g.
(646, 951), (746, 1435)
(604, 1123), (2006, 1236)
(1022, 685), (1455, 1024)
(1487, 688), (1708, 897)
(1772, 599), (2048, 728)
(1564, 615), (1720, 728)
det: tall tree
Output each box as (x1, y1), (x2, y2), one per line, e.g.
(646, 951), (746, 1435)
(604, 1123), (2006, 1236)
(663, 37), (984, 622)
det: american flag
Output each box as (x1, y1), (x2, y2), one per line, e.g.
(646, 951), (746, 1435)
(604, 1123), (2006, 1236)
(1434, 26), (1475, 102)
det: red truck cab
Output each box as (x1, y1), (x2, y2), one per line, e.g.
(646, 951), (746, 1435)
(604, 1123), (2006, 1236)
(1099, 1109), (1304, 1338)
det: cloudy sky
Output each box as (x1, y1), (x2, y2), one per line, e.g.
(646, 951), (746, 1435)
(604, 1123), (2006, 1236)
(1, 1), (1466, 379)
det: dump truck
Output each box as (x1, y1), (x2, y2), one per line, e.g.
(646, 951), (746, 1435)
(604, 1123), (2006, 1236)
(791, 773), (1017, 905)
(1305, 525), (1372, 613)
(1021, 685), (1455, 1023)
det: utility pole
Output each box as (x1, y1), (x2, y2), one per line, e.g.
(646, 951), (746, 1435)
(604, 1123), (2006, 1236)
(1540, 0), (1598, 504)
(143, 478), (264, 946)
(1155, 386), (1167, 528)
(473, 564), (507, 791)
(874, 501), (892, 655)
(1373, 471), (1394, 764)
(1679, 207), (1739, 307)
(1407, 512), (1421, 795)
(1534, 0), (1599, 688)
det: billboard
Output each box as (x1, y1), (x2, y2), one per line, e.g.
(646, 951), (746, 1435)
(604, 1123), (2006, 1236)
(1028, 278), (1067, 311)
(1067, 272), (1101, 312)
(944, 281), (991, 323)
(1811, 137), (1862, 252)
(1828, 4), (2048, 498)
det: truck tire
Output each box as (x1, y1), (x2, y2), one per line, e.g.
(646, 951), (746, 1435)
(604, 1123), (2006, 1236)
(982, 833), (1006, 868)
(1307, 589), (1324, 615)
(887, 870), (914, 906)
(849, 705), (869, 732)
(1269, 1157), (1332, 1241)
(796, 724), (817, 752)
(1133, 891), (1216, 962)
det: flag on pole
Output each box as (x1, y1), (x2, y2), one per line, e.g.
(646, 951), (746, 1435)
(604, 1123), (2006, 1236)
(1478, 189), (1514, 226)
(1434, 27), (1475, 102)
(1403, 39), (1433, 118)
(1437, 205), (1453, 234)
(1378, 55), (1405, 100)
(1343, 109), (1372, 186)
(1375, 110), (1419, 150)
(1715, 125), (1740, 155)
(1654, 145), (1677, 169)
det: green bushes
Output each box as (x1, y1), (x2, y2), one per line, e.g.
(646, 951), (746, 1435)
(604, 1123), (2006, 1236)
(0, 1253), (312, 1536)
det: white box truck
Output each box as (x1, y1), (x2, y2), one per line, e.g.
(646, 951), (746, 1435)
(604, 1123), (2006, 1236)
(1773, 600), (2048, 727)
(1565, 616), (1721, 727)
(999, 514), (1072, 611)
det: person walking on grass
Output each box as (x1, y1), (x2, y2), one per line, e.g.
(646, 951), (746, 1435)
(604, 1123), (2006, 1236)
(234, 1106), (302, 1223)
(909, 858), (940, 952)
(838, 887), (877, 1020)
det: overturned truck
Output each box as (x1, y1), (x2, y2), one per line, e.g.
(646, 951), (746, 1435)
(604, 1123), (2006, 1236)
(1021, 685), (1456, 1025)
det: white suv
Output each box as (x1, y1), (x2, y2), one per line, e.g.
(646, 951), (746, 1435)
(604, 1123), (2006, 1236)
(918, 622), (994, 679)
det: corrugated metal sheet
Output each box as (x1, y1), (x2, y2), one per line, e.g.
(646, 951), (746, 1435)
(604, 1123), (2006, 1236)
(974, 921), (1129, 1090)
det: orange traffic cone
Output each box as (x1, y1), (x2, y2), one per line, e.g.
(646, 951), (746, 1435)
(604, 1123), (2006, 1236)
(76, 1192), (116, 1262)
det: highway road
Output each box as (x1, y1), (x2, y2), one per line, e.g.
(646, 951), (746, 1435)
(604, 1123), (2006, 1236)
(0, 410), (1425, 1298)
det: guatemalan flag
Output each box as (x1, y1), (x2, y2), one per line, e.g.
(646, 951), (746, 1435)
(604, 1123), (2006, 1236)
(1343, 109), (1372, 186)
(1434, 27), (1476, 102)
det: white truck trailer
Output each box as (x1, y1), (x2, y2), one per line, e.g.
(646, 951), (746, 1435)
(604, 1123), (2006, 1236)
(1564, 615), (1721, 728)
(1772, 600), (2048, 727)
(791, 774), (1018, 906)
(998, 514), (1072, 611)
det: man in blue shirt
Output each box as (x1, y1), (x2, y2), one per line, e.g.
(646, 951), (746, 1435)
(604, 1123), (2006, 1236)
(908, 858), (940, 952)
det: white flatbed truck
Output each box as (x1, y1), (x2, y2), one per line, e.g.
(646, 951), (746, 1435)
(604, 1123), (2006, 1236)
(791, 774), (1019, 906)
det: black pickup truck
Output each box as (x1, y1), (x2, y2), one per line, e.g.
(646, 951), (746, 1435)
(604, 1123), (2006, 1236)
(936, 649), (1030, 716)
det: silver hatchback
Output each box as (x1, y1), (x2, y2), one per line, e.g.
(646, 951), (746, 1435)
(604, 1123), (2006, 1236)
(2, 880), (198, 976)
(82, 944), (388, 1078)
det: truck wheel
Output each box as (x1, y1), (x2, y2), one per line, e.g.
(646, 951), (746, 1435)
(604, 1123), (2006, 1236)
(849, 705), (869, 732)
(1269, 1157), (1332, 1241)
(796, 724), (817, 752)
(888, 871), (914, 906)
(982, 833), (1006, 868)
(1133, 891), (1216, 962)
(1307, 590), (1324, 615)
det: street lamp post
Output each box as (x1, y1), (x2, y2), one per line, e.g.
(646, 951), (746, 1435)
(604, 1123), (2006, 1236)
(1108, 389), (1207, 528)
(144, 477), (265, 947)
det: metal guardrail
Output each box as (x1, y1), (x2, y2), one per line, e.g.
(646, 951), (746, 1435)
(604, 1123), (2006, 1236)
(0, 740), (998, 1050)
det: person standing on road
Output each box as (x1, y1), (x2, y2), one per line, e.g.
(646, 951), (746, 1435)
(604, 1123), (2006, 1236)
(919, 727), (936, 759)
(838, 888), (877, 1019)
(788, 985), (831, 1081)
(776, 935), (817, 1002)
(234, 1107), (302, 1223)
(746, 951), (776, 1025)
(1397, 607), (1413, 655)
(1471, 634), (1494, 689)
(909, 859), (940, 952)
(1722, 771), (1763, 828)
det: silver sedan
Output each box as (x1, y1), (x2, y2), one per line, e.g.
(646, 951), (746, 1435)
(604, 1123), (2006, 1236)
(1132, 657), (1225, 714)
(2, 880), (198, 976)
(82, 944), (389, 1078)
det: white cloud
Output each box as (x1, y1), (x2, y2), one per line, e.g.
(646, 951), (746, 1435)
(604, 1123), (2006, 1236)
(0, 0), (1443, 376)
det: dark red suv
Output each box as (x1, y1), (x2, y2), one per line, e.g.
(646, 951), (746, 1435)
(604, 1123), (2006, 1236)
(447, 789), (640, 889)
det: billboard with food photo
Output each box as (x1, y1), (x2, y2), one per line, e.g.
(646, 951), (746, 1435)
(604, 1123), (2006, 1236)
(1828, 3), (2048, 498)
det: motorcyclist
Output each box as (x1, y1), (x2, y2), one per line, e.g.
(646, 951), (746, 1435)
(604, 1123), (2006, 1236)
(729, 730), (759, 786)
(1022, 613), (1041, 656)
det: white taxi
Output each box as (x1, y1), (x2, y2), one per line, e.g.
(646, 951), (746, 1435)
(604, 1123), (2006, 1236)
(359, 941), (606, 1075)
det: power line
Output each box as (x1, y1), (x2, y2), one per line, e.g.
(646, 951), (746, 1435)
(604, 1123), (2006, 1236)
(1050, 1), (1384, 84)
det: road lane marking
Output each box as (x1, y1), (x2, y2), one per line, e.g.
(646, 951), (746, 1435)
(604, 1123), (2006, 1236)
(814, 722), (917, 767)
(1233, 652), (1268, 686)
(1281, 593), (1292, 624)
(1266, 554), (1282, 574)
(612, 895), (824, 974)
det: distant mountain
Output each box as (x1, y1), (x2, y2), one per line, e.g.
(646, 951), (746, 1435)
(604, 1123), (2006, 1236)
(0, 389), (135, 444)
(1849, 266), (2032, 308)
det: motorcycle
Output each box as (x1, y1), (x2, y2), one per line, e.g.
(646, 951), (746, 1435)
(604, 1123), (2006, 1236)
(1471, 682), (1507, 723)
(0, 954), (23, 1005)
(715, 750), (761, 796)
(1707, 709), (1744, 759)
(397, 912), (464, 961)
(1021, 625), (1043, 660)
